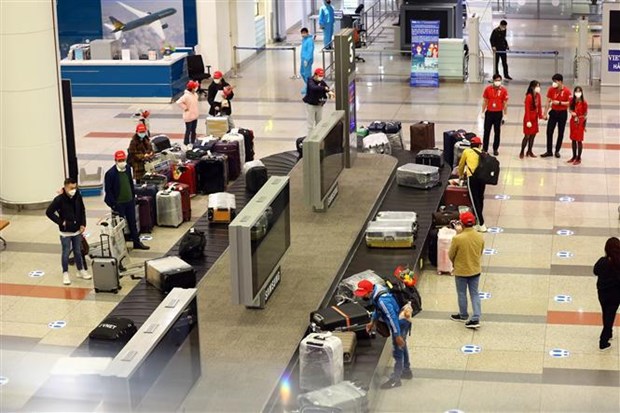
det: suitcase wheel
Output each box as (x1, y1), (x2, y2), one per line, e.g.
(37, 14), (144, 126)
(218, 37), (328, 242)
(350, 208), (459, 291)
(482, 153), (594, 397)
(94, 288), (99, 293)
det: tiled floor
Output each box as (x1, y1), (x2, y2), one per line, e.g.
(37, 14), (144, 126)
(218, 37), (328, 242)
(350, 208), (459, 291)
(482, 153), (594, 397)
(1, 10), (619, 413)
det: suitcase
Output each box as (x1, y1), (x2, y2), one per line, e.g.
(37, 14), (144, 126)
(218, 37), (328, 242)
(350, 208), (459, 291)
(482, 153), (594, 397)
(367, 120), (386, 133)
(299, 333), (344, 391)
(136, 196), (154, 233)
(92, 234), (121, 294)
(365, 221), (415, 248)
(145, 256), (197, 293)
(396, 163), (440, 189)
(437, 227), (457, 274)
(410, 121), (435, 152)
(94, 215), (129, 269)
(208, 192), (236, 223)
(172, 161), (198, 196)
(444, 185), (472, 208)
(416, 148), (444, 168)
(230, 127), (255, 162)
(363, 133), (391, 155)
(375, 211), (418, 235)
(432, 209), (460, 227)
(453, 139), (471, 168)
(386, 131), (404, 151)
(166, 182), (191, 221)
(331, 331), (357, 364)
(428, 227), (439, 267)
(310, 302), (371, 332)
(161, 145), (186, 163)
(156, 189), (183, 227)
(338, 270), (386, 300)
(222, 131), (246, 168)
(384, 121), (402, 134)
(123, 203), (141, 240)
(151, 134), (172, 153)
(144, 157), (172, 180)
(134, 184), (158, 223)
(178, 228), (206, 260)
(296, 137), (305, 158)
(298, 381), (368, 413)
(213, 140), (241, 181)
(206, 116), (229, 137)
(186, 146), (209, 160)
(196, 154), (228, 194)
(141, 173), (168, 190)
(245, 164), (268, 194)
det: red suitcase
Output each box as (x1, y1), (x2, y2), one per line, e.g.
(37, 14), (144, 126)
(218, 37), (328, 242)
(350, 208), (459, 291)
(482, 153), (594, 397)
(172, 161), (198, 196)
(443, 185), (472, 208)
(213, 140), (241, 181)
(166, 182), (191, 221)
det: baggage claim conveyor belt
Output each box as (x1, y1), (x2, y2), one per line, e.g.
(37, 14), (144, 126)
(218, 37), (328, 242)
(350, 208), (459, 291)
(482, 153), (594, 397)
(264, 150), (451, 412)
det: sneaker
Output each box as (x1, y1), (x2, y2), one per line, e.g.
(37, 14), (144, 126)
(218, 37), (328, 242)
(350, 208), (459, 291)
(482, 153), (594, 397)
(450, 314), (467, 322)
(477, 224), (488, 233)
(63, 272), (71, 285)
(554, 152), (561, 158)
(465, 320), (481, 329)
(540, 152), (553, 158)
(599, 342), (612, 352)
(401, 370), (413, 380)
(380, 378), (402, 390)
(78, 270), (92, 280)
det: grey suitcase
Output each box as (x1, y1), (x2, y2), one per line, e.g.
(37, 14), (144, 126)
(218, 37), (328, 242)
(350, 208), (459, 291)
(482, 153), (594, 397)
(376, 211), (418, 236)
(92, 234), (121, 294)
(331, 331), (357, 364)
(156, 189), (183, 227)
(298, 381), (369, 413)
(396, 163), (440, 189)
(453, 139), (471, 168)
(386, 130), (404, 151)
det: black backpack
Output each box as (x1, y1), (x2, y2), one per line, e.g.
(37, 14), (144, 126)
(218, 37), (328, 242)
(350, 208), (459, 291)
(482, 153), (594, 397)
(380, 273), (422, 318)
(179, 228), (206, 260)
(89, 317), (137, 342)
(472, 149), (500, 185)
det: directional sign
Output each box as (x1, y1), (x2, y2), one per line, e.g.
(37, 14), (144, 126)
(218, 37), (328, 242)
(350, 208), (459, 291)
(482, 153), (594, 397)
(558, 196), (575, 203)
(556, 229), (574, 236)
(494, 194), (511, 200)
(479, 292), (492, 300)
(554, 295), (572, 303)
(556, 251), (574, 258)
(48, 320), (67, 329)
(139, 235), (153, 241)
(549, 348), (570, 358)
(488, 227), (504, 234)
(461, 345), (482, 354)
(483, 248), (498, 255)
(28, 270), (45, 278)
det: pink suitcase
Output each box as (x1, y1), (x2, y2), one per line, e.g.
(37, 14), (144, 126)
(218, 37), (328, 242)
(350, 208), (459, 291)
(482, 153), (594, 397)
(443, 185), (472, 208)
(437, 227), (457, 274)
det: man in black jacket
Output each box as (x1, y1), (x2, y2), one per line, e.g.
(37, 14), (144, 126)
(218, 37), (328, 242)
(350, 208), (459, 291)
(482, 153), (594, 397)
(303, 68), (334, 134)
(46, 178), (91, 285)
(490, 20), (512, 80)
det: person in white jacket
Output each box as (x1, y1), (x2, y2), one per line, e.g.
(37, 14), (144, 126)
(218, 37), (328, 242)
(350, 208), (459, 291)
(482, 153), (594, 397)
(177, 80), (200, 146)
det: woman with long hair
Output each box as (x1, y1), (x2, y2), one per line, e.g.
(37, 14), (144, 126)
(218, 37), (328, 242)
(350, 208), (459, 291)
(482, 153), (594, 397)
(594, 237), (620, 351)
(519, 80), (543, 158)
(568, 86), (588, 165)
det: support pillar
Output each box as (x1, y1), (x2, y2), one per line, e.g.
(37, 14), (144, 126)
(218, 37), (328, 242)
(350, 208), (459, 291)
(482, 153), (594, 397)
(466, 15), (482, 83)
(576, 16), (590, 86)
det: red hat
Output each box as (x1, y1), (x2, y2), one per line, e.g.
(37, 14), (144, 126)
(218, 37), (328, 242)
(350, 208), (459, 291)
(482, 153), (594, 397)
(314, 68), (325, 76)
(136, 123), (147, 133)
(114, 150), (126, 161)
(459, 211), (476, 227)
(354, 280), (374, 297)
(140, 109), (150, 118)
(213, 71), (223, 79)
(470, 136), (482, 145)
(187, 80), (199, 90)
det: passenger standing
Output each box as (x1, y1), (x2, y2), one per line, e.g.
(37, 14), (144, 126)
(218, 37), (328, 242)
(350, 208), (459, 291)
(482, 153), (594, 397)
(303, 68), (333, 134)
(318, 0), (335, 49)
(448, 211), (485, 329)
(481, 74), (509, 156)
(490, 20), (512, 80)
(176, 80), (200, 146)
(300, 27), (315, 95)
(519, 80), (543, 159)
(568, 86), (588, 165)
(541, 73), (571, 158)
(593, 237), (620, 352)
(458, 136), (488, 233)
(127, 123), (154, 183)
(207, 71), (234, 117)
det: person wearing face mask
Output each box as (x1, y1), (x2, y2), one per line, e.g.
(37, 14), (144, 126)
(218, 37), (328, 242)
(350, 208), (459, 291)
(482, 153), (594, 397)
(318, 0), (335, 49)
(46, 178), (90, 285)
(128, 123), (154, 182)
(490, 20), (512, 80)
(104, 151), (150, 251)
(567, 86), (588, 165)
(541, 73), (572, 158)
(177, 80), (200, 147)
(207, 71), (234, 117)
(520, 80), (544, 158)
(481, 74), (509, 156)
(302, 68), (333, 134)
(300, 27), (315, 95)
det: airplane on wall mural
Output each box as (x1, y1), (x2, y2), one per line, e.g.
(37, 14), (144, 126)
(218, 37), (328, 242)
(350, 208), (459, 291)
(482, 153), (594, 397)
(104, 1), (176, 40)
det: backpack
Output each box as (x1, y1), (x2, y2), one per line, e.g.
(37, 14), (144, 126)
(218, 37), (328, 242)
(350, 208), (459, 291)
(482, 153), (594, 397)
(89, 317), (137, 342)
(379, 273), (422, 318)
(179, 228), (206, 260)
(472, 149), (500, 185)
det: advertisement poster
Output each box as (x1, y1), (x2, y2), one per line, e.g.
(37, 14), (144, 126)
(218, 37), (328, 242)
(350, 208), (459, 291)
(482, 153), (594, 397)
(410, 20), (440, 87)
(608, 50), (620, 72)
(348, 80), (356, 134)
(101, 0), (185, 57)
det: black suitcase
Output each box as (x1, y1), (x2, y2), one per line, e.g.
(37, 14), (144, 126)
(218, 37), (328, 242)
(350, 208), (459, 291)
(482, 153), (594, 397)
(367, 121), (386, 133)
(213, 140), (241, 181)
(310, 302), (371, 331)
(134, 183), (158, 222)
(186, 146), (209, 160)
(416, 148), (444, 168)
(384, 121), (402, 134)
(235, 128), (255, 162)
(246, 166), (268, 193)
(151, 135), (172, 153)
(145, 256), (197, 294)
(88, 316), (137, 356)
(296, 137), (305, 158)
(196, 154), (228, 194)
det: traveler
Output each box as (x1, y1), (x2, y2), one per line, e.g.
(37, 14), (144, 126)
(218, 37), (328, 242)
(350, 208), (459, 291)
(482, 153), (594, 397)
(519, 80), (543, 159)
(303, 68), (333, 134)
(355, 279), (412, 389)
(567, 86), (588, 165)
(490, 20), (512, 80)
(318, 0), (335, 49)
(593, 237), (620, 352)
(481, 74), (509, 156)
(457, 136), (488, 233)
(45, 177), (91, 285)
(541, 73), (571, 158)
(176, 80), (200, 146)
(448, 211), (485, 329)
(207, 71), (234, 118)
(104, 151), (150, 251)
(300, 27), (315, 95)
(128, 123), (154, 183)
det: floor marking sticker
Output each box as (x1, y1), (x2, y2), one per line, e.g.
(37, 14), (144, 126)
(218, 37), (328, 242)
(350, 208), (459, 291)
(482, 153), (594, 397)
(554, 295), (572, 303)
(488, 227), (504, 234)
(556, 251), (574, 258)
(28, 270), (45, 278)
(479, 292), (492, 300)
(494, 194), (511, 200)
(549, 348), (570, 358)
(483, 248), (498, 255)
(556, 229), (574, 236)
(48, 320), (67, 329)
(461, 345), (481, 354)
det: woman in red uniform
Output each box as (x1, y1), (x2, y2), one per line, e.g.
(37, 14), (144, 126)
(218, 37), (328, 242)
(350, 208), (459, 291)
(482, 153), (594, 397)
(519, 80), (543, 159)
(568, 86), (588, 165)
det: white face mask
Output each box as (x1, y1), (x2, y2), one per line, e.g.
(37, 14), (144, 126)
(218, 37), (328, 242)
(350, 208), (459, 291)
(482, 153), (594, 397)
(574, 92), (582, 98)
(213, 78), (221, 84)
(67, 189), (77, 197)
(493, 81), (501, 87)
(116, 161), (127, 170)
(138, 132), (146, 138)
(317, 76), (324, 82)
(534, 86), (541, 94)
(552, 81), (559, 88)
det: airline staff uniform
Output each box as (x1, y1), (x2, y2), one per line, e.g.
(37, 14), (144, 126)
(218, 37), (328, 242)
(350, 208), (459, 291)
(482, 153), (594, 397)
(482, 85), (509, 153)
(545, 86), (571, 155)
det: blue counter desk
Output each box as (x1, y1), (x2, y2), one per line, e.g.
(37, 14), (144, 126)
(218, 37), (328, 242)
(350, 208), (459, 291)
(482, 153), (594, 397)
(60, 52), (189, 102)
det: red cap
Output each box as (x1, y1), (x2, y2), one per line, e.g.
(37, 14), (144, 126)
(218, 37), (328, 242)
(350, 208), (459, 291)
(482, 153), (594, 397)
(141, 110), (150, 118)
(136, 123), (147, 133)
(187, 80), (199, 90)
(114, 150), (126, 161)
(314, 68), (325, 76)
(354, 280), (374, 297)
(213, 71), (223, 79)
(460, 211), (476, 226)
(470, 136), (482, 145)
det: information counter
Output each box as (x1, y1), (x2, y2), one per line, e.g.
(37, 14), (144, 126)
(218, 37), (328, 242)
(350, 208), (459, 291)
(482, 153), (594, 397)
(60, 52), (189, 102)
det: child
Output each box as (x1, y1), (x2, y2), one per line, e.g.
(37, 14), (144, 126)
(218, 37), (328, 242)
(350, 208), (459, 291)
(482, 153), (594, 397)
(568, 86), (588, 165)
(520, 80), (543, 158)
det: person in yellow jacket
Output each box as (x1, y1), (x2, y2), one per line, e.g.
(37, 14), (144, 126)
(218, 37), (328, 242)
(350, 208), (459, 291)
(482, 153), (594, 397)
(457, 136), (487, 233)
(448, 211), (485, 329)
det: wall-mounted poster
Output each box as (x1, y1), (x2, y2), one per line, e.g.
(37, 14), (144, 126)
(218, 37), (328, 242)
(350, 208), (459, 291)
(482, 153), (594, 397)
(410, 20), (440, 87)
(101, 0), (185, 58)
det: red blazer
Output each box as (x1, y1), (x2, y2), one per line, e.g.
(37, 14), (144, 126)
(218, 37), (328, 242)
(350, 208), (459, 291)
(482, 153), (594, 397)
(569, 100), (588, 141)
(523, 93), (543, 135)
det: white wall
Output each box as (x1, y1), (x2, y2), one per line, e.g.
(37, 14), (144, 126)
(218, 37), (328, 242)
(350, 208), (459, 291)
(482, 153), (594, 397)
(284, 0), (304, 31)
(236, 0), (257, 61)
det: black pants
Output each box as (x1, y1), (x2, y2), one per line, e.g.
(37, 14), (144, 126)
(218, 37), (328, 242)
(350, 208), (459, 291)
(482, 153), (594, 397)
(598, 289), (620, 346)
(114, 200), (140, 244)
(467, 175), (486, 226)
(546, 110), (568, 154)
(184, 119), (198, 145)
(483, 111), (503, 152)
(494, 50), (509, 77)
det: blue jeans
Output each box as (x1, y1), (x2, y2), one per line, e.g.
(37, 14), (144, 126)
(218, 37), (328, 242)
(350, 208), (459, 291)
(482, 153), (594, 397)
(391, 319), (412, 380)
(455, 274), (481, 322)
(113, 201), (140, 244)
(61, 235), (84, 272)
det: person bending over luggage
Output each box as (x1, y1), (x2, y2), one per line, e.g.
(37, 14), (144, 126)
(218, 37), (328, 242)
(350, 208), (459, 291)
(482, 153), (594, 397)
(457, 136), (487, 233)
(46, 178), (91, 286)
(449, 211), (485, 329)
(207, 71), (234, 118)
(176, 80), (200, 147)
(303, 68), (334, 134)
(593, 237), (620, 352)
(104, 151), (150, 251)
(355, 280), (412, 390)
(128, 123), (154, 183)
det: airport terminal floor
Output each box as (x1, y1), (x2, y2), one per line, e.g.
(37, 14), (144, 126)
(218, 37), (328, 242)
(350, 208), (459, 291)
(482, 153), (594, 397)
(1, 14), (620, 413)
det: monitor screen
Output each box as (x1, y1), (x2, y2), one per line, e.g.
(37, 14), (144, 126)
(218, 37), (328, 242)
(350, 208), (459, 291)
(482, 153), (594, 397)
(404, 9), (450, 42)
(610, 11), (620, 44)
(251, 185), (291, 296)
(320, 120), (345, 198)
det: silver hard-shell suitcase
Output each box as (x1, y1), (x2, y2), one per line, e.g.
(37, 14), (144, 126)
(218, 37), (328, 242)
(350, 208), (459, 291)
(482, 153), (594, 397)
(92, 234), (121, 294)
(299, 333), (344, 391)
(375, 211), (418, 235)
(298, 381), (369, 413)
(156, 189), (183, 227)
(453, 139), (471, 168)
(396, 163), (440, 189)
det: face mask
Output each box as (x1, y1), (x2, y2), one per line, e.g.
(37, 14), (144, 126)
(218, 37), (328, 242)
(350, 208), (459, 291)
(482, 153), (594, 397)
(213, 78), (221, 84)
(67, 189), (77, 197)
(317, 76), (324, 82)
(138, 132), (146, 138)
(552, 81), (558, 88)
(574, 92), (582, 98)
(493, 81), (501, 87)
(117, 161), (127, 170)
(534, 86), (541, 94)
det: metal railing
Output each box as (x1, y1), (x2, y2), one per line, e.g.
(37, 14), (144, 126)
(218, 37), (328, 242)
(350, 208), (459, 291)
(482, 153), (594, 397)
(361, 0), (399, 45)
(231, 45), (300, 79)
(492, 50), (560, 74)
(574, 50), (600, 84)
